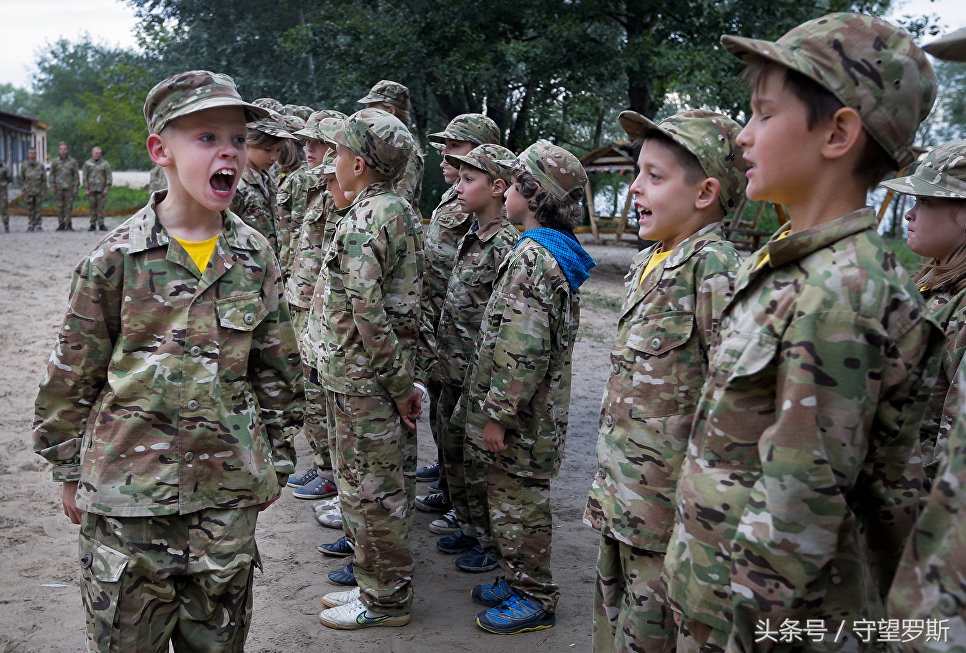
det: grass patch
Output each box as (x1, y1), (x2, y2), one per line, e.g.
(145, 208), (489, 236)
(582, 291), (622, 313)
(11, 186), (149, 216)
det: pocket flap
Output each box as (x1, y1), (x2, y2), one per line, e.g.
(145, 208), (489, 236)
(216, 292), (268, 331)
(626, 311), (694, 356)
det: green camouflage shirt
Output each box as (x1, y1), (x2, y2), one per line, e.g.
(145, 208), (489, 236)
(285, 190), (334, 312)
(584, 222), (740, 552)
(49, 155), (80, 191)
(0, 163), (11, 187)
(312, 181), (423, 402)
(421, 186), (473, 324)
(231, 167), (280, 254)
(887, 357), (966, 650)
(396, 145), (424, 220)
(277, 164), (320, 278)
(462, 238), (580, 479)
(82, 157), (113, 193)
(663, 209), (941, 648)
(20, 160), (47, 196)
(920, 285), (966, 481)
(33, 202), (303, 517)
(423, 215), (519, 385)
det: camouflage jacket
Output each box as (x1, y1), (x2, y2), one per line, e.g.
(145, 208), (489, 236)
(887, 357), (966, 651)
(421, 186), (474, 327)
(395, 144), (424, 220)
(231, 167), (280, 255)
(583, 223), (740, 552)
(462, 238), (581, 479)
(32, 201), (303, 517)
(422, 215), (519, 385)
(49, 155), (80, 191)
(0, 163), (11, 187)
(312, 181), (423, 402)
(277, 165), (321, 278)
(285, 190), (334, 312)
(20, 161), (47, 196)
(920, 284), (966, 481)
(663, 209), (941, 648)
(82, 158), (113, 193)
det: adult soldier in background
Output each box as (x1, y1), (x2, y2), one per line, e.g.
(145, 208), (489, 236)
(0, 159), (10, 232)
(49, 141), (80, 231)
(21, 148), (47, 232)
(357, 80), (425, 219)
(82, 146), (113, 232)
(148, 164), (167, 195)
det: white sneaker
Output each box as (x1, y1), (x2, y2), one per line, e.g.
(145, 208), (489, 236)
(320, 586), (360, 608)
(315, 508), (343, 529)
(313, 497), (341, 513)
(318, 597), (411, 629)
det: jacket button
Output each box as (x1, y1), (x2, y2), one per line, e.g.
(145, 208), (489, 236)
(651, 337), (662, 349)
(604, 415), (614, 427)
(186, 400), (200, 411)
(184, 452), (194, 463)
(612, 363), (620, 374)
(243, 313), (255, 324)
(597, 468), (606, 478)
(190, 346), (201, 356)
(938, 593), (958, 616)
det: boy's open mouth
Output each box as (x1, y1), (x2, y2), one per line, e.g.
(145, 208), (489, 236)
(211, 168), (235, 193)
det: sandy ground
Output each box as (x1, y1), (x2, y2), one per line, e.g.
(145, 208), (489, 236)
(0, 179), (639, 653)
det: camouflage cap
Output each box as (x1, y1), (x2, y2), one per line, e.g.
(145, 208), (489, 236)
(320, 149), (337, 175)
(357, 80), (411, 112)
(880, 140), (966, 199)
(445, 144), (516, 183)
(283, 104), (315, 120)
(508, 140), (587, 202)
(428, 114), (501, 146)
(619, 109), (749, 215)
(252, 97), (284, 113)
(332, 108), (414, 178)
(295, 110), (348, 141)
(143, 70), (268, 134)
(282, 114), (306, 132)
(924, 26), (966, 62)
(721, 12), (937, 168)
(249, 109), (299, 140)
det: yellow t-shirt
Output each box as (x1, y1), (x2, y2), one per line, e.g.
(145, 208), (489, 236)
(174, 234), (219, 274)
(640, 249), (671, 285)
(755, 230), (791, 270)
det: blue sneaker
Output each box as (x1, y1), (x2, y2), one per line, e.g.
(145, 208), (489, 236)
(472, 577), (513, 607)
(318, 535), (354, 557)
(475, 592), (555, 635)
(286, 467), (319, 488)
(293, 475), (337, 500)
(455, 545), (500, 573)
(416, 462), (440, 482)
(328, 562), (356, 586)
(436, 531), (477, 554)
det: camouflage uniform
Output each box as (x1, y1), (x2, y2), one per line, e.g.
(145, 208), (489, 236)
(0, 161), (10, 230)
(50, 151), (80, 229)
(312, 109), (422, 617)
(276, 164), (313, 277)
(20, 158), (47, 230)
(82, 154), (113, 230)
(583, 110), (749, 653)
(232, 167), (281, 255)
(148, 164), (167, 195)
(33, 70), (291, 652)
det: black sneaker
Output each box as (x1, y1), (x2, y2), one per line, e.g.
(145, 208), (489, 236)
(88, 225), (96, 231)
(415, 492), (450, 513)
(415, 462), (440, 482)
(98, 224), (108, 231)
(456, 545), (500, 573)
(328, 562), (357, 586)
(318, 535), (354, 557)
(472, 577), (513, 608)
(437, 531), (477, 555)
(56, 225), (65, 231)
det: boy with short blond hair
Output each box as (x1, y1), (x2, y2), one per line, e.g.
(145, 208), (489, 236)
(312, 108), (424, 629)
(33, 70), (303, 651)
(584, 109), (748, 653)
(661, 14), (942, 652)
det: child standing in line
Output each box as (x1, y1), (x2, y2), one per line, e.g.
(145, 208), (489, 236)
(32, 70), (303, 652)
(880, 141), (966, 484)
(311, 108), (424, 629)
(461, 140), (595, 635)
(420, 143), (518, 573)
(661, 14), (941, 651)
(230, 109), (298, 255)
(583, 109), (748, 653)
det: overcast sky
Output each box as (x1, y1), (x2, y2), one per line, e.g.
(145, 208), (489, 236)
(2, 0), (966, 89)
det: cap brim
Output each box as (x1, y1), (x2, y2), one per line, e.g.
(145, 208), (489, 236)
(880, 175), (966, 199)
(924, 26), (966, 62)
(618, 111), (660, 141)
(160, 97), (269, 134)
(444, 153), (481, 171)
(720, 34), (812, 78)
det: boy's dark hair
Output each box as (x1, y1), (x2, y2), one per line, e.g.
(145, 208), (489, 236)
(278, 139), (304, 174)
(512, 167), (584, 231)
(741, 57), (897, 189)
(639, 131), (708, 187)
(247, 128), (284, 150)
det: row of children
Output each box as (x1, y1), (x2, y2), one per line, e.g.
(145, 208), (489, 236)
(30, 10), (966, 652)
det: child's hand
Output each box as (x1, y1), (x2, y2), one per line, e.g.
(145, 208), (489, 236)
(62, 481), (82, 524)
(395, 387), (423, 429)
(483, 421), (507, 452)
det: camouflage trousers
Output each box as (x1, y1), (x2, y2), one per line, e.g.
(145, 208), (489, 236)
(54, 188), (75, 227)
(593, 535), (676, 653)
(79, 507), (260, 653)
(291, 305), (330, 471)
(439, 381), (492, 543)
(24, 193), (43, 228)
(1, 187), (8, 227)
(325, 390), (416, 615)
(88, 190), (106, 227)
(676, 618), (727, 653)
(486, 465), (558, 611)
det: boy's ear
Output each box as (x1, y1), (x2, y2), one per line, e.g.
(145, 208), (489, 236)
(353, 154), (367, 177)
(146, 134), (171, 167)
(694, 177), (721, 212)
(822, 107), (864, 161)
(492, 178), (507, 198)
